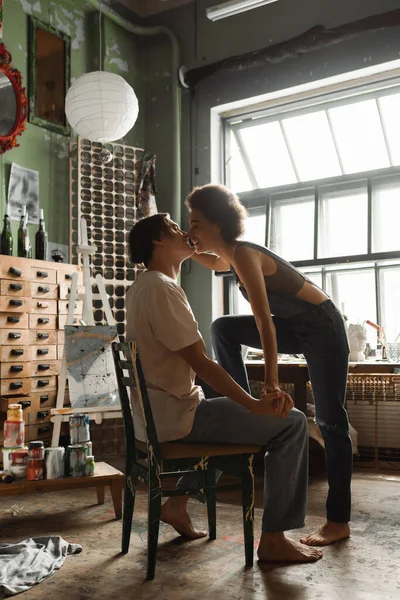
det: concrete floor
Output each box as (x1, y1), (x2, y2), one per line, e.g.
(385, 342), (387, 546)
(0, 467), (400, 600)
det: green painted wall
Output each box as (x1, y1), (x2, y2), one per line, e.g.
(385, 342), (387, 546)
(0, 0), (145, 258)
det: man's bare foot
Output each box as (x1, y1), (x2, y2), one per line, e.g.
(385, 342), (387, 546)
(300, 521), (350, 546)
(160, 500), (207, 539)
(257, 532), (323, 562)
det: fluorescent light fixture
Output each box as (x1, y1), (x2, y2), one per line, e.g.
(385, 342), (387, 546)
(206, 0), (279, 21)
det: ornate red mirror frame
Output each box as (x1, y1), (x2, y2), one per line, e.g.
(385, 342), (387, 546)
(0, 43), (28, 154)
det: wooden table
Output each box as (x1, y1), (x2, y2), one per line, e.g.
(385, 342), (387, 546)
(0, 461), (124, 519)
(246, 360), (400, 414)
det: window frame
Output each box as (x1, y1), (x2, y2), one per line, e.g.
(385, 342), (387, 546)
(218, 165), (400, 327)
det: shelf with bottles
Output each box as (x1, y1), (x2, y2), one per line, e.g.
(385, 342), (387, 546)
(1, 205), (48, 261)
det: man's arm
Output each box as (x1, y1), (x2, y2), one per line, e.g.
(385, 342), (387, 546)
(176, 339), (291, 417)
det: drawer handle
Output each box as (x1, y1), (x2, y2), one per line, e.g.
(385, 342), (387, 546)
(38, 411), (49, 419)
(7, 316), (20, 323)
(37, 302), (49, 309)
(10, 283), (23, 291)
(37, 286), (50, 293)
(37, 379), (50, 387)
(10, 381), (23, 389)
(38, 318), (50, 324)
(38, 426), (50, 434)
(38, 333), (49, 339)
(9, 267), (22, 277)
(8, 332), (21, 339)
(10, 349), (24, 356)
(37, 348), (49, 355)
(18, 400), (31, 409)
(40, 395), (49, 403)
(38, 364), (50, 371)
(10, 365), (24, 372)
(65, 274), (72, 280)
(37, 271), (48, 278)
(9, 299), (23, 307)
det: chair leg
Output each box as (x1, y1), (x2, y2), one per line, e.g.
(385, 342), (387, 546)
(147, 480), (162, 580)
(122, 474), (136, 553)
(205, 467), (217, 540)
(242, 455), (255, 567)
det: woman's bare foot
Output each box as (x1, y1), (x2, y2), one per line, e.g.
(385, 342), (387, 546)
(160, 498), (207, 539)
(300, 521), (350, 546)
(257, 532), (323, 562)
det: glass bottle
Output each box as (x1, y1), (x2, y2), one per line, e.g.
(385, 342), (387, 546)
(0, 202), (13, 256)
(35, 209), (48, 260)
(17, 207), (32, 259)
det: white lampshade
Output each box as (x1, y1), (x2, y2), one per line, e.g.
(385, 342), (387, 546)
(65, 71), (139, 143)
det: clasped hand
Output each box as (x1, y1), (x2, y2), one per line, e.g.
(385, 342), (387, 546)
(252, 388), (294, 418)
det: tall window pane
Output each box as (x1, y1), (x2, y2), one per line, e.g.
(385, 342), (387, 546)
(372, 176), (400, 252)
(380, 266), (400, 343)
(239, 122), (297, 188)
(270, 195), (315, 261)
(325, 267), (376, 327)
(242, 206), (266, 245)
(318, 183), (368, 258)
(282, 111), (342, 181)
(328, 99), (390, 174)
(378, 93), (400, 165)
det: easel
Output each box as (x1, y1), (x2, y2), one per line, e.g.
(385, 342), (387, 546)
(51, 217), (122, 447)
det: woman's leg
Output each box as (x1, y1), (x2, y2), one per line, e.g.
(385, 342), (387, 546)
(299, 303), (352, 545)
(210, 315), (300, 393)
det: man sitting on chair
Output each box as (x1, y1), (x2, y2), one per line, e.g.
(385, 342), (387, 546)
(125, 213), (322, 563)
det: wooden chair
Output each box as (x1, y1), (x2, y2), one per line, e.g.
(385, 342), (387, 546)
(112, 341), (261, 580)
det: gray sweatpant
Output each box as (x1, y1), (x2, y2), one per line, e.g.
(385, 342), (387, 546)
(177, 397), (308, 533)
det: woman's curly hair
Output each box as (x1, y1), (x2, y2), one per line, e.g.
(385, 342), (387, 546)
(185, 184), (247, 243)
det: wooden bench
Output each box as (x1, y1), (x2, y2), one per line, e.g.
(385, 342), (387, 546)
(0, 462), (124, 519)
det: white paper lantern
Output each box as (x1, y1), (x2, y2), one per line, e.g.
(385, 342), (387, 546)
(65, 71), (139, 143)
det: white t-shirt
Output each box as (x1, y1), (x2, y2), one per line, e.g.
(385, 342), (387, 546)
(125, 270), (203, 442)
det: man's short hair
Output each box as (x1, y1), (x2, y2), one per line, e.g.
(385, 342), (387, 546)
(128, 213), (170, 267)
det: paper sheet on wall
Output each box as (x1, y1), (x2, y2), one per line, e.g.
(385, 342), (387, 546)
(8, 163), (40, 224)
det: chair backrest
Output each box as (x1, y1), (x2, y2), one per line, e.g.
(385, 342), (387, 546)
(112, 341), (161, 461)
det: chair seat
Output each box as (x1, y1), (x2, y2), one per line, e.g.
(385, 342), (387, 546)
(136, 439), (261, 459)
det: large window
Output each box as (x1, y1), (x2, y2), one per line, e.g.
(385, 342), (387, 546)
(223, 83), (400, 343)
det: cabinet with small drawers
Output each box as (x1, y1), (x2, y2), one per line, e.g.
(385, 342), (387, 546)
(0, 256), (82, 449)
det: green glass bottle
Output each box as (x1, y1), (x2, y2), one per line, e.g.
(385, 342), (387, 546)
(17, 207), (32, 259)
(0, 203), (13, 256)
(35, 209), (48, 260)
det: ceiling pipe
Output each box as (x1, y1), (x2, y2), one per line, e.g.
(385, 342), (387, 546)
(85, 0), (182, 224)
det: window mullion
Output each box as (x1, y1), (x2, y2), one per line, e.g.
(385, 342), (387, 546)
(325, 109), (345, 175)
(265, 194), (271, 246)
(279, 120), (300, 183)
(232, 129), (259, 190)
(375, 263), (381, 328)
(314, 187), (319, 260)
(376, 97), (394, 167)
(367, 178), (372, 255)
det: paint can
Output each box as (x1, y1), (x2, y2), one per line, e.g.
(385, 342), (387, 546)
(2, 446), (28, 471)
(69, 414), (90, 445)
(3, 420), (25, 448)
(10, 463), (27, 480)
(66, 444), (88, 477)
(84, 455), (95, 477)
(27, 459), (44, 481)
(10, 449), (29, 465)
(7, 404), (23, 422)
(45, 447), (65, 480)
(28, 441), (45, 461)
